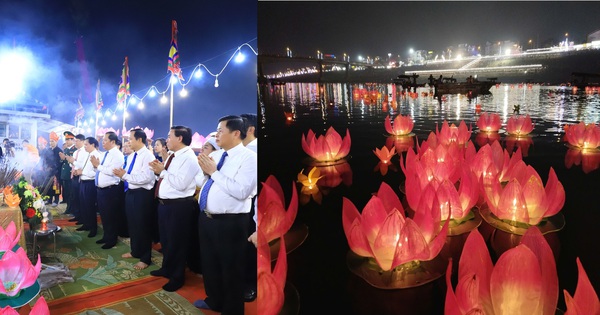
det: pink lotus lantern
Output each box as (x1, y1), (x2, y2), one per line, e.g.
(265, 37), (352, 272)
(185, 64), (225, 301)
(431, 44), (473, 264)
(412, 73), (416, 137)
(257, 230), (287, 315)
(436, 120), (472, 147)
(445, 227), (559, 315)
(0, 247), (42, 298)
(476, 112), (502, 133)
(384, 114), (414, 136)
(142, 127), (154, 140)
(257, 175), (298, 244)
(373, 146), (396, 176)
(0, 222), (21, 253)
(482, 161), (565, 227)
(401, 144), (462, 189)
(565, 148), (600, 174)
(190, 132), (207, 149)
(342, 182), (449, 272)
(563, 258), (600, 315)
(564, 121), (600, 150)
(301, 127), (351, 163)
(506, 114), (534, 136)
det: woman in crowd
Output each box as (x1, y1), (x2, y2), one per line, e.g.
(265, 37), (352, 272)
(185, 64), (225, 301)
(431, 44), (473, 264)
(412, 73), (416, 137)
(153, 138), (168, 162)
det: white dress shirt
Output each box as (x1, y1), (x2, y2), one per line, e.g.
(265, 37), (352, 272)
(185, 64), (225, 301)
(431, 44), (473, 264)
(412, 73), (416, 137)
(157, 146), (200, 199)
(198, 142), (257, 214)
(72, 147), (89, 170)
(245, 138), (257, 154)
(122, 146), (156, 190)
(81, 150), (101, 180)
(96, 146), (124, 188)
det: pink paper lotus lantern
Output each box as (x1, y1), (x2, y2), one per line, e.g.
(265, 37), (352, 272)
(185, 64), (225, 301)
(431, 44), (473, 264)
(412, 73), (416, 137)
(342, 182), (449, 271)
(476, 112), (502, 133)
(301, 127), (351, 162)
(143, 127), (154, 140)
(482, 161), (565, 226)
(373, 146), (396, 176)
(0, 222), (21, 253)
(190, 132), (207, 149)
(0, 247), (42, 297)
(257, 175), (298, 244)
(436, 120), (472, 147)
(384, 114), (414, 136)
(564, 121), (600, 150)
(257, 230), (287, 315)
(445, 227), (558, 315)
(506, 114), (534, 136)
(0, 296), (49, 315)
(401, 144), (462, 188)
(563, 257), (600, 315)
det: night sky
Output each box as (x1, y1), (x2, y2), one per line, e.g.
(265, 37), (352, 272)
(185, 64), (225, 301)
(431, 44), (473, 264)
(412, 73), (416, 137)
(0, 0), (257, 140)
(258, 1), (600, 58)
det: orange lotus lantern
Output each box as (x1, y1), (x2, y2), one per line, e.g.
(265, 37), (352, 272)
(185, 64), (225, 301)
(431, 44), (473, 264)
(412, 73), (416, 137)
(373, 146), (396, 176)
(482, 161), (565, 227)
(506, 114), (534, 136)
(563, 257), (600, 315)
(565, 148), (600, 174)
(297, 167), (324, 205)
(476, 112), (502, 133)
(445, 227), (559, 315)
(257, 229), (287, 315)
(384, 114), (414, 136)
(342, 182), (449, 272)
(301, 127), (351, 163)
(257, 175), (298, 244)
(564, 121), (600, 150)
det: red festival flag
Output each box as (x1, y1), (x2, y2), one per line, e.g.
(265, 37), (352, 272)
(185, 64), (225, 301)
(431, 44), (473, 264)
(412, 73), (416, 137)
(95, 79), (104, 110)
(168, 20), (183, 79)
(117, 56), (130, 105)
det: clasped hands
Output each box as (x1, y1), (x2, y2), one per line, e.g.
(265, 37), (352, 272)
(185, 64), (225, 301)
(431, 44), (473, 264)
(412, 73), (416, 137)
(197, 154), (216, 176)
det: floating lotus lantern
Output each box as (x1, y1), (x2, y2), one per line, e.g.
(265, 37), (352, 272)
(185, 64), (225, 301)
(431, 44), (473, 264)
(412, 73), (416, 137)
(257, 229), (287, 315)
(506, 114), (534, 136)
(564, 121), (600, 150)
(342, 182), (449, 288)
(301, 127), (351, 163)
(476, 112), (502, 133)
(384, 114), (414, 136)
(257, 175), (298, 244)
(445, 227), (558, 315)
(436, 120), (472, 147)
(481, 161), (565, 234)
(563, 257), (600, 314)
(401, 144), (462, 190)
(373, 146), (396, 176)
(0, 222), (20, 253)
(0, 247), (41, 298)
(297, 167), (324, 205)
(565, 148), (600, 174)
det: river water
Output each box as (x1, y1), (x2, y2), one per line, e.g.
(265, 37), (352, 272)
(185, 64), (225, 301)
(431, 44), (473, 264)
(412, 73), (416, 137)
(259, 82), (600, 315)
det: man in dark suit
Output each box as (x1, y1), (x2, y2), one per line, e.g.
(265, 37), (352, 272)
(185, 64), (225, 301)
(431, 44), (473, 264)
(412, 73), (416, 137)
(59, 131), (77, 213)
(45, 131), (63, 206)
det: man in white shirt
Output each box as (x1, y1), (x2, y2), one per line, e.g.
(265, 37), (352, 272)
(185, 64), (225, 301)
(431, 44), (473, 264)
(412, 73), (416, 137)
(194, 115), (257, 315)
(149, 125), (201, 292)
(65, 134), (87, 224)
(91, 131), (125, 249)
(114, 128), (157, 270)
(72, 137), (101, 237)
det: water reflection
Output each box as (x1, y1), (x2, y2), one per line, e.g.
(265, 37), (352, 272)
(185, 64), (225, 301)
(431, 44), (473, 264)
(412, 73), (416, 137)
(565, 148), (600, 174)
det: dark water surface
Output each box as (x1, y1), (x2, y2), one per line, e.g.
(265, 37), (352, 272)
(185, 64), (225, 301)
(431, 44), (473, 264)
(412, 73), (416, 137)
(259, 82), (600, 315)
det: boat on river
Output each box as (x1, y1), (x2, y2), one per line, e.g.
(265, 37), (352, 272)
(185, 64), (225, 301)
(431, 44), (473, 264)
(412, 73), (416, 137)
(433, 76), (499, 98)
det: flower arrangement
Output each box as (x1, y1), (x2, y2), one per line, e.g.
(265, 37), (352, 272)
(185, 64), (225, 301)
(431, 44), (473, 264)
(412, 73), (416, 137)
(11, 176), (47, 228)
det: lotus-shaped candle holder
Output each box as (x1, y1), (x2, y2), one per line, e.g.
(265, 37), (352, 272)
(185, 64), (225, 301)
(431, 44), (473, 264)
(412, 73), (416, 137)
(301, 127), (351, 164)
(445, 227), (559, 315)
(257, 175), (298, 244)
(565, 148), (600, 174)
(563, 257), (600, 314)
(564, 121), (600, 150)
(476, 112), (502, 133)
(384, 114), (414, 136)
(506, 114), (534, 136)
(0, 247), (41, 299)
(481, 161), (566, 234)
(436, 120), (472, 147)
(342, 182), (449, 289)
(257, 229), (287, 315)
(297, 167), (324, 205)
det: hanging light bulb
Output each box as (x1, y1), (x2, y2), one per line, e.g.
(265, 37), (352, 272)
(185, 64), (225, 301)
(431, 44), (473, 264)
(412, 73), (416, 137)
(104, 111), (111, 117)
(117, 103), (123, 110)
(180, 88), (188, 97)
(235, 51), (245, 63)
(149, 88), (156, 97)
(170, 75), (178, 84)
(138, 101), (145, 109)
(161, 94), (168, 104)
(194, 69), (202, 79)
(101, 120), (106, 126)
(130, 97), (137, 105)
(214, 77), (219, 88)
(111, 114), (117, 121)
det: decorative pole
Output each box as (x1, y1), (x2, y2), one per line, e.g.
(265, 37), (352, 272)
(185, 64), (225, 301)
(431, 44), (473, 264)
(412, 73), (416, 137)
(170, 76), (174, 128)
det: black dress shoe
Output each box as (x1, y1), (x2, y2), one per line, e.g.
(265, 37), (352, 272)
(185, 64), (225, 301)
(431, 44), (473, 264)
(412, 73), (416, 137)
(88, 231), (97, 238)
(101, 243), (116, 249)
(68, 218), (79, 222)
(76, 226), (89, 231)
(150, 269), (168, 277)
(243, 288), (257, 302)
(162, 280), (183, 292)
(95, 239), (106, 244)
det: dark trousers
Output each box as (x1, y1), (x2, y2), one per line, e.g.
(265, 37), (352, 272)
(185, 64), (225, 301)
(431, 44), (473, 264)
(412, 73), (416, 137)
(125, 188), (155, 265)
(61, 178), (71, 211)
(97, 183), (125, 245)
(244, 198), (257, 291)
(199, 211), (249, 315)
(157, 198), (198, 286)
(48, 175), (61, 203)
(70, 176), (81, 218)
(79, 180), (97, 233)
